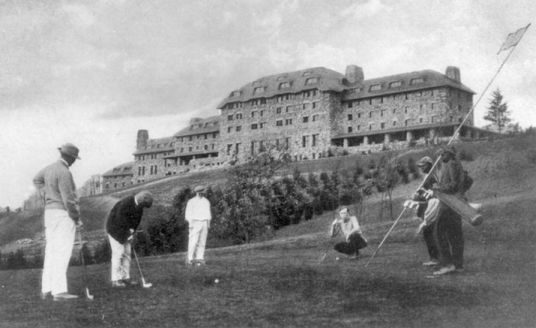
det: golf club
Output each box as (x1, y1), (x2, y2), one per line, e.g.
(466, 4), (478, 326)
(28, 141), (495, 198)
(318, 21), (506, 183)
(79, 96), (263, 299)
(77, 231), (94, 300)
(132, 246), (152, 288)
(319, 239), (333, 262)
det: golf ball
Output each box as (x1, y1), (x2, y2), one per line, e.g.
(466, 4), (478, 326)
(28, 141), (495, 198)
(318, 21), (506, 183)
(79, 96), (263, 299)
(336, 257), (339, 261)
(215, 279), (219, 283)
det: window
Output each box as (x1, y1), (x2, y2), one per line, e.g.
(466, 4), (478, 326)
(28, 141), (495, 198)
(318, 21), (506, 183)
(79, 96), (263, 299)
(370, 84), (381, 91)
(348, 102), (353, 109)
(236, 126), (242, 132)
(204, 145), (208, 151)
(312, 134), (319, 147)
(251, 123), (258, 130)
(276, 120), (283, 127)
(405, 106), (409, 114)
(227, 127), (232, 133)
(357, 125), (361, 131)
(381, 110), (385, 117)
(410, 77), (424, 85)
(381, 122), (385, 129)
(305, 77), (318, 85)
(279, 82), (290, 89)
(369, 112), (373, 118)
(303, 116), (309, 123)
(285, 119), (293, 125)
(369, 124), (373, 130)
(348, 114), (353, 121)
(458, 105), (462, 112)
(357, 113), (361, 118)
(392, 121), (397, 126)
(419, 117), (423, 123)
(204, 134), (208, 139)
(431, 103), (435, 110)
(302, 135), (310, 147)
(393, 108), (397, 114)
(348, 126), (353, 133)
(312, 102), (318, 109)
(228, 115), (233, 121)
(235, 143), (240, 154)
(236, 113), (243, 119)
(189, 146), (193, 152)
(251, 111), (257, 118)
(405, 119), (410, 126)
(276, 107), (282, 114)
(213, 133), (217, 138)
(260, 110), (265, 116)
(260, 122), (265, 129)
(312, 114), (319, 122)
(286, 106), (291, 113)
(253, 87), (265, 94)
(389, 81), (402, 88)
(231, 91), (240, 97)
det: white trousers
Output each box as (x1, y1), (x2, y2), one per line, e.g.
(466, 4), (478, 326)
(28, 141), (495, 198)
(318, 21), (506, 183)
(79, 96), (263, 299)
(108, 235), (131, 282)
(42, 209), (76, 295)
(188, 220), (208, 261)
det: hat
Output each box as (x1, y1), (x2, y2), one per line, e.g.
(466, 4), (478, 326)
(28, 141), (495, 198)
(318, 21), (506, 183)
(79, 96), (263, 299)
(417, 156), (434, 167)
(194, 185), (205, 193)
(58, 143), (81, 159)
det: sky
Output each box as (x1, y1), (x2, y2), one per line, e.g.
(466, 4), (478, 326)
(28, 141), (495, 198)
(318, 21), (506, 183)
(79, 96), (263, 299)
(1, 0), (534, 208)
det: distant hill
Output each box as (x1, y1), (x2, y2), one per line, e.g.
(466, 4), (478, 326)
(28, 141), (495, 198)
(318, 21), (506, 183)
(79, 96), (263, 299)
(2, 133), (535, 250)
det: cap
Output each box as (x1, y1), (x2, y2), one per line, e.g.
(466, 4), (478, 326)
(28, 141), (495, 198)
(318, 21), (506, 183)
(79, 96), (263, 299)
(58, 143), (81, 159)
(194, 185), (205, 193)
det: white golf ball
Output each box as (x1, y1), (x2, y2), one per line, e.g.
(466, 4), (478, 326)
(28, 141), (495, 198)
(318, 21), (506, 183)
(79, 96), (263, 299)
(336, 257), (339, 261)
(215, 279), (219, 283)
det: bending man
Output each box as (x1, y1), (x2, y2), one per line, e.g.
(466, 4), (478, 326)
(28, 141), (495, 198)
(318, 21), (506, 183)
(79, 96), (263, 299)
(329, 207), (367, 260)
(105, 191), (153, 287)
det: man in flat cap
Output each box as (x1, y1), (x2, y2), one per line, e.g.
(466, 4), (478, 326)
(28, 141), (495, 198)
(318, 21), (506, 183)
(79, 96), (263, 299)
(105, 191), (153, 287)
(33, 143), (84, 301)
(409, 156), (441, 267)
(185, 185), (212, 266)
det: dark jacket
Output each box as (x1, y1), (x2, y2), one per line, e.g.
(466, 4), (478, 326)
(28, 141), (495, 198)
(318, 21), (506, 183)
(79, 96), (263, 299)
(105, 195), (144, 244)
(437, 159), (464, 195)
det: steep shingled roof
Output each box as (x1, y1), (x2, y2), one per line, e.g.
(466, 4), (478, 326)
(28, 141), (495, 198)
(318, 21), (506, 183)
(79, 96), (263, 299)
(342, 69), (475, 101)
(217, 67), (347, 109)
(133, 136), (176, 155)
(173, 115), (220, 138)
(102, 161), (135, 177)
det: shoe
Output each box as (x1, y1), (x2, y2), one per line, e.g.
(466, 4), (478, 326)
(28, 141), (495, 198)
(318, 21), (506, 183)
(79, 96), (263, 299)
(186, 260), (193, 267)
(433, 265), (456, 275)
(41, 292), (52, 300)
(422, 260), (440, 266)
(112, 280), (126, 288)
(122, 279), (139, 286)
(195, 259), (206, 266)
(53, 293), (79, 301)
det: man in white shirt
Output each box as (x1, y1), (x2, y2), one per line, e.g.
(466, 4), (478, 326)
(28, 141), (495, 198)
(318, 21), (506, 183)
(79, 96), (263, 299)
(185, 185), (212, 266)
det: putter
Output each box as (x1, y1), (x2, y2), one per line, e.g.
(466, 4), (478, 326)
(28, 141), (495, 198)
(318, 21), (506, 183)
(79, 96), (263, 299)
(132, 246), (152, 288)
(319, 239), (333, 262)
(78, 231), (94, 300)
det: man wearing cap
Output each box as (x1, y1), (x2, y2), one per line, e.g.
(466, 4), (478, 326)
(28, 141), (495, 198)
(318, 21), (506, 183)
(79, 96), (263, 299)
(329, 207), (367, 260)
(185, 186), (212, 266)
(431, 145), (466, 275)
(33, 143), (84, 301)
(409, 156), (440, 267)
(105, 191), (153, 287)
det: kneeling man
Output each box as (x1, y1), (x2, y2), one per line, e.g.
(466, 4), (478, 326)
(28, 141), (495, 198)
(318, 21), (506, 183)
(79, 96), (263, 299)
(330, 207), (367, 260)
(105, 191), (153, 287)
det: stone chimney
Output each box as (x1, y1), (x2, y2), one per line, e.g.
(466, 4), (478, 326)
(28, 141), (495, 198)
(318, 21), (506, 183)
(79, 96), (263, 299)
(446, 66), (461, 83)
(345, 65), (364, 84)
(136, 130), (149, 149)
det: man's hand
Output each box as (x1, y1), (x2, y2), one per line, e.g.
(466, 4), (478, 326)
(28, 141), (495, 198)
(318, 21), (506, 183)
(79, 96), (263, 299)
(423, 189), (434, 199)
(128, 229), (135, 241)
(76, 220), (84, 231)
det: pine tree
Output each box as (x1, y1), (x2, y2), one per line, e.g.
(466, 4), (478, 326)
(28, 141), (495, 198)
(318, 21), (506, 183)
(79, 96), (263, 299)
(484, 88), (511, 134)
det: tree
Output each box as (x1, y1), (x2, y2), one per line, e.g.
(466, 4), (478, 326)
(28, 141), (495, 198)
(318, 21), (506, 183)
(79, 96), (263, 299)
(484, 88), (511, 134)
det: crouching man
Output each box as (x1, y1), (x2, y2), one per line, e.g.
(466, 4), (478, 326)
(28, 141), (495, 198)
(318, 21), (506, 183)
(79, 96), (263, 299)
(330, 207), (368, 260)
(105, 191), (153, 287)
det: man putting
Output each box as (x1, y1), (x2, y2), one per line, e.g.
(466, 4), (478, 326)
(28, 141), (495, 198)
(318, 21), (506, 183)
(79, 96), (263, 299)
(34, 143), (84, 301)
(105, 191), (153, 287)
(329, 207), (367, 260)
(185, 185), (212, 266)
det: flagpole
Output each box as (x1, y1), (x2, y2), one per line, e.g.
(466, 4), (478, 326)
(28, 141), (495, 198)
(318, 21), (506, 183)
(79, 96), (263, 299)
(366, 24), (530, 267)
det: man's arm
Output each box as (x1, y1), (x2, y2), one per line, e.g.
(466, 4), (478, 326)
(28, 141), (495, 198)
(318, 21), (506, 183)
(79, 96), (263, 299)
(58, 171), (80, 222)
(437, 163), (463, 194)
(33, 168), (46, 195)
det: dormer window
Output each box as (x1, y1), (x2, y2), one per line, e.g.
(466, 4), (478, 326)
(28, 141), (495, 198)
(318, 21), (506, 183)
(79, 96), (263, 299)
(277, 75), (287, 81)
(389, 81), (402, 88)
(231, 91), (241, 97)
(279, 82), (291, 89)
(302, 71), (313, 76)
(305, 77), (318, 85)
(253, 87), (265, 94)
(370, 84), (381, 91)
(410, 77), (424, 85)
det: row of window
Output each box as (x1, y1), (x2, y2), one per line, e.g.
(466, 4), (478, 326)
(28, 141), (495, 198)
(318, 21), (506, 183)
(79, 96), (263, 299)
(345, 89), (471, 108)
(189, 122), (217, 130)
(227, 102), (320, 121)
(180, 144), (217, 153)
(345, 116), (463, 133)
(225, 90), (320, 109)
(137, 165), (158, 176)
(227, 114), (321, 133)
(347, 104), (466, 121)
(178, 133), (219, 142)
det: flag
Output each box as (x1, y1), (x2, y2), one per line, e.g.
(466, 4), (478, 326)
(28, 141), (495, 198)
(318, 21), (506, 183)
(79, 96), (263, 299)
(498, 24), (531, 54)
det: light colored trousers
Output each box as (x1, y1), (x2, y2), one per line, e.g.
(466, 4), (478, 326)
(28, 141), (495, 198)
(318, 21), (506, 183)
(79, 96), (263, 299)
(188, 220), (208, 261)
(107, 235), (131, 282)
(42, 209), (76, 295)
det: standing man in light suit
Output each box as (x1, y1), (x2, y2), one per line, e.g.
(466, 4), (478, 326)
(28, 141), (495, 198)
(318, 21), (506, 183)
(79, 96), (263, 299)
(185, 185), (212, 266)
(33, 143), (84, 301)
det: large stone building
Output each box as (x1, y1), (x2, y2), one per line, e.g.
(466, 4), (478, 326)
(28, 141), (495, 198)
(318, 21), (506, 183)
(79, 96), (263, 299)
(101, 64), (494, 192)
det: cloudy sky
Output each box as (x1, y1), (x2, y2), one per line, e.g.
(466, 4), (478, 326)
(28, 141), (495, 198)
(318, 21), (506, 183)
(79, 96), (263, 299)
(1, 0), (534, 208)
